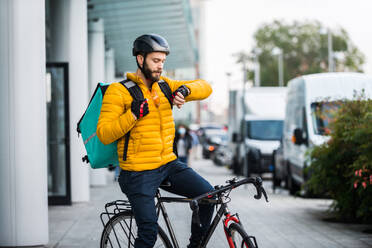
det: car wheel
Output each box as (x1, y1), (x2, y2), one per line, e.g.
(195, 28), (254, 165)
(273, 172), (282, 188)
(272, 158), (281, 188)
(287, 163), (300, 195)
(245, 156), (251, 177)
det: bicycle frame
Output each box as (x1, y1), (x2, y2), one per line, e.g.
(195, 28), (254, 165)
(155, 190), (240, 248)
(100, 177), (267, 248)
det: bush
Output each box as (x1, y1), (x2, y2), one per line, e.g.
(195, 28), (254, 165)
(306, 92), (372, 223)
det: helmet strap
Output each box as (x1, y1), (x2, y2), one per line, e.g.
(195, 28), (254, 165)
(136, 53), (147, 77)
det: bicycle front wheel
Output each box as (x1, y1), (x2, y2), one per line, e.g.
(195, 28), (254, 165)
(228, 223), (256, 248)
(100, 210), (172, 248)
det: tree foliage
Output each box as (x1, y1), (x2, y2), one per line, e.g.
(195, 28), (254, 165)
(306, 92), (372, 223)
(238, 20), (365, 86)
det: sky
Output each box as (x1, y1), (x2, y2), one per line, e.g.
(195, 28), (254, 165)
(201, 0), (372, 115)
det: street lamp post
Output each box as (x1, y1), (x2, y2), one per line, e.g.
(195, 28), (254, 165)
(328, 28), (334, 72)
(252, 48), (261, 87)
(226, 72), (232, 91)
(242, 59), (247, 116)
(272, 47), (284, 87)
(278, 51), (284, 87)
(241, 57), (249, 178)
(320, 27), (335, 72)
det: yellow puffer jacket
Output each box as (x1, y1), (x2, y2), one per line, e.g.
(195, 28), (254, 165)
(97, 72), (212, 171)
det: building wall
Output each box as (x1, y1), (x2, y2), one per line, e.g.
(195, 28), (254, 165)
(0, 0), (49, 245)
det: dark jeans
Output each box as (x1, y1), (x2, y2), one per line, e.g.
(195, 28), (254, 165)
(178, 156), (188, 165)
(118, 159), (214, 248)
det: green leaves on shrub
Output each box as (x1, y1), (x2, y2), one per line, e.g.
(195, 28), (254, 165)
(307, 91), (372, 223)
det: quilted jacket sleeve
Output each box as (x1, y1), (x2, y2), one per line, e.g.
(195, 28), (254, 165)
(97, 83), (136, 145)
(163, 77), (213, 102)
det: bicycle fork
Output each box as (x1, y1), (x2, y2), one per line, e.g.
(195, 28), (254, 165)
(222, 207), (241, 248)
(223, 210), (258, 248)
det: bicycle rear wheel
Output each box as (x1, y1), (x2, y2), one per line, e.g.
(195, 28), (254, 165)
(228, 223), (256, 248)
(100, 210), (172, 248)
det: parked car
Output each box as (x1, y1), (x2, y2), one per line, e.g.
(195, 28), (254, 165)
(283, 72), (372, 195)
(212, 139), (233, 167)
(201, 128), (228, 159)
(197, 124), (225, 141)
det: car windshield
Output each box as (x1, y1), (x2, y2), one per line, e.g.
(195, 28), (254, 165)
(205, 129), (228, 144)
(311, 101), (341, 135)
(246, 120), (283, 140)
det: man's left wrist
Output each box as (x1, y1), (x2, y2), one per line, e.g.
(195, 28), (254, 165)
(182, 85), (190, 96)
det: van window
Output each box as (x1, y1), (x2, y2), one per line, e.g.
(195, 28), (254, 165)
(246, 120), (283, 140)
(311, 101), (341, 135)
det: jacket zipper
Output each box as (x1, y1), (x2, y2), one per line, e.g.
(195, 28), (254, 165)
(148, 87), (164, 158)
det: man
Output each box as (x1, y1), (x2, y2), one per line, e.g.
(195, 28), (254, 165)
(97, 34), (214, 248)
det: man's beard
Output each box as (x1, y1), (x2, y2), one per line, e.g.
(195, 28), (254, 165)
(143, 61), (162, 83)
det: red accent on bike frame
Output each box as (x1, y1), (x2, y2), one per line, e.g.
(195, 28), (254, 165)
(223, 213), (240, 248)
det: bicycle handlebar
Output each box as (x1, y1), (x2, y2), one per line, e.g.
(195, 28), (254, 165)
(189, 177), (269, 226)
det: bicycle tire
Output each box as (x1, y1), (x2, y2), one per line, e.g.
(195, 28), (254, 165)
(228, 223), (256, 248)
(100, 210), (172, 248)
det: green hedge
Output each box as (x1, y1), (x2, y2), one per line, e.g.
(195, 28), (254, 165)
(307, 92), (372, 223)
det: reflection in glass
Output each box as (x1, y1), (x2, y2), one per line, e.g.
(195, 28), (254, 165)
(311, 101), (341, 135)
(46, 67), (67, 197)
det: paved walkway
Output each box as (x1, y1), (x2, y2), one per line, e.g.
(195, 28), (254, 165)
(48, 159), (372, 248)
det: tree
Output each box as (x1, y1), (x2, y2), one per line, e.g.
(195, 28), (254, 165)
(238, 20), (365, 86)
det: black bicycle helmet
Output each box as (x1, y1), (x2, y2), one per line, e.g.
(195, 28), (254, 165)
(132, 34), (170, 56)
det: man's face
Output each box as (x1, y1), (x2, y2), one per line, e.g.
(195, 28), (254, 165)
(139, 52), (166, 82)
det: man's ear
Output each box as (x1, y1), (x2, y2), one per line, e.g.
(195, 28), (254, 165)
(137, 54), (144, 67)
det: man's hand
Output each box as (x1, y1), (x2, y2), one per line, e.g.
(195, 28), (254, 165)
(173, 92), (186, 109)
(172, 85), (190, 109)
(131, 99), (149, 120)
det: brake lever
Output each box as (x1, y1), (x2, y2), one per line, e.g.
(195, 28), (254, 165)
(261, 187), (269, 202)
(253, 185), (262, 200)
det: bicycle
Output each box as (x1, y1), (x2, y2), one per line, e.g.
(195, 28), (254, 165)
(100, 176), (269, 248)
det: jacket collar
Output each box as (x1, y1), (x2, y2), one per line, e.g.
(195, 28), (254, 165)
(126, 72), (144, 85)
(126, 72), (165, 87)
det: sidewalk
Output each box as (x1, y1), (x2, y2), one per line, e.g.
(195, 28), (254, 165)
(48, 159), (372, 248)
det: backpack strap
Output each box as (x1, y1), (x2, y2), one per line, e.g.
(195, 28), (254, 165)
(120, 79), (144, 102)
(158, 80), (173, 108)
(158, 80), (177, 156)
(119, 79), (144, 161)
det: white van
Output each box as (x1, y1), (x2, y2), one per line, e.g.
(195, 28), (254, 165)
(232, 114), (284, 176)
(229, 87), (286, 176)
(283, 72), (372, 194)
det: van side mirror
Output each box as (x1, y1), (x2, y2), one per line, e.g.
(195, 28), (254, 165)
(292, 128), (304, 145)
(232, 132), (241, 143)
